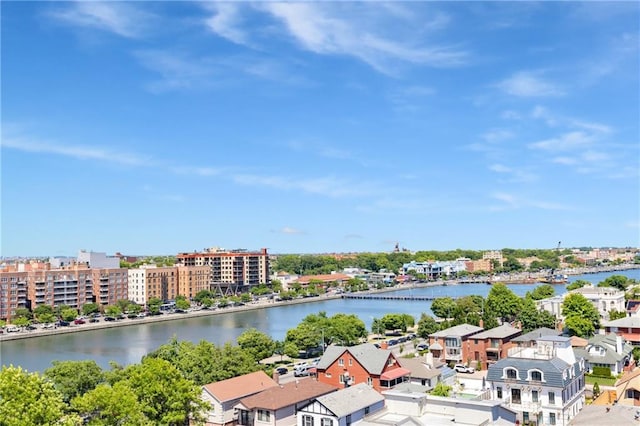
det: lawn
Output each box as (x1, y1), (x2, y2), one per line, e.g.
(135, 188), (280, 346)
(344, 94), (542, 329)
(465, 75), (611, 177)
(585, 375), (617, 386)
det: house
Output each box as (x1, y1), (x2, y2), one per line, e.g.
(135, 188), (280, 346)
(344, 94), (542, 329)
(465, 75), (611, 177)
(359, 389), (517, 426)
(486, 336), (586, 426)
(573, 333), (633, 375)
(614, 369), (640, 406)
(201, 371), (279, 426)
(626, 300), (640, 317)
(428, 323), (484, 365)
(604, 316), (640, 346)
(510, 327), (561, 348)
(296, 383), (385, 426)
(537, 286), (626, 323)
(465, 324), (522, 370)
(314, 343), (410, 392)
(235, 378), (338, 426)
(396, 352), (443, 390)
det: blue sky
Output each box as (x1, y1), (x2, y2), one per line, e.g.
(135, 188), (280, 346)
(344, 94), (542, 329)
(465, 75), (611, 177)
(2, 1), (639, 257)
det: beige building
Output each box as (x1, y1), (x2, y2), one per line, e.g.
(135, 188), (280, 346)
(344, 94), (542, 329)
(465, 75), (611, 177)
(128, 266), (178, 306)
(91, 268), (128, 306)
(176, 247), (269, 293)
(177, 265), (211, 299)
(0, 271), (28, 321)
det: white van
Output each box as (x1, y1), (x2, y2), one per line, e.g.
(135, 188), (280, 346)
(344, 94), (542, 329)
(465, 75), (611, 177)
(5, 325), (20, 333)
(294, 364), (311, 377)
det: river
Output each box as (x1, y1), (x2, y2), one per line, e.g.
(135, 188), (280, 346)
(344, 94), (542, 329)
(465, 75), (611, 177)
(1, 269), (638, 373)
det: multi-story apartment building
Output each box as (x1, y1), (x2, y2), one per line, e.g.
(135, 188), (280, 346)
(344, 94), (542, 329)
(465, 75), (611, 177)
(176, 247), (269, 293)
(177, 265), (211, 299)
(92, 268), (128, 306)
(28, 268), (95, 311)
(466, 323), (522, 370)
(128, 265), (178, 306)
(0, 271), (28, 321)
(487, 336), (585, 425)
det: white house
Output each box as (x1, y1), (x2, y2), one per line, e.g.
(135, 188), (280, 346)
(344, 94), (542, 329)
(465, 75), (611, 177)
(486, 336), (585, 426)
(296, 383), (384, 426)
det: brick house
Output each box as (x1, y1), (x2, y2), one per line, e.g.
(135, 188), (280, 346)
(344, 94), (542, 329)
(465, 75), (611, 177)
(314, 343), (410, 392)
(604, 316), (640, 346)
(465, 324), (522, 370)
(428, 323), (484, 365)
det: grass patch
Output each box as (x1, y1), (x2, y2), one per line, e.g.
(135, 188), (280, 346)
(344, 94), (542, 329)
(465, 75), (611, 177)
(585, 375), (617, 386)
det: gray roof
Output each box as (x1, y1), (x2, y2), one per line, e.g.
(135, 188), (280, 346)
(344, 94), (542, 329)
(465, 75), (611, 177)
(315, 383), (384, 418)
(511, 327), (560, 343)
(316, 343), (391, 374)
(604, 316), (640, 328)
(397, 357), (441, 380)
(487, 356), (575, 388)
(471, 324), (522, 340)
(430, 323), (483, 338)
(569, 404), (639, 425)
(574, 333), (633, 365)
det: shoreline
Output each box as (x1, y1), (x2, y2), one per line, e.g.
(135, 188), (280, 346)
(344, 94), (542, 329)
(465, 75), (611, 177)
(2, 264), (637, 342)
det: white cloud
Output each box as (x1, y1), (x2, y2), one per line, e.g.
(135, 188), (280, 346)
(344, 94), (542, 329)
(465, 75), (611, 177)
(489, 192), (569, 211)
(50, 2), (155, 38)
(204, 3), (250, 46)
(134, 50), (218, 93)
(260, 3), (467, 74)
(169, 166), (223, 177)
(277, 227), (305, 235)
(231, 173), (375, 198)
(1, 135), (149, 166)
(489, 164), (511, 173)
(497, 72), (563, 97)
(528, 131), (594, 151)
(482, 129), (514, 143)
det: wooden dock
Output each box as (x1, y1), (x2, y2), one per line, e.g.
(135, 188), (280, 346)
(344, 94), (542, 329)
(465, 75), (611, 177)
(341, 294), (456, 301)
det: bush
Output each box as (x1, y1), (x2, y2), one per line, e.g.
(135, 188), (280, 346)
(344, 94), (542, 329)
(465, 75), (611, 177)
(592, 366), (612, 378)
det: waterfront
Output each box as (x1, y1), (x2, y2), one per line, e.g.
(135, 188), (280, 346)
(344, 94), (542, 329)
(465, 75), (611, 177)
(1, 269), (638, 373)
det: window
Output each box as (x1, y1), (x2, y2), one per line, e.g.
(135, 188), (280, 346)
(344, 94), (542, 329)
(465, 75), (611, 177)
(549, 392), (555, 404)
(257, 410), (270, 422)
(497, 386), (503, 399)
(367, 377), (373, 386)
(549, 413), (556, 425)
(321, 419), (333, 426)
(532, 390), (539, 402)
(530, 370), (542, 381)
(339, 358), (344, 366)
(511, 388), (521, 404)
(349, 358), (353, 366)
(302, 415), (314, 426)
(506, 368), (518, 379)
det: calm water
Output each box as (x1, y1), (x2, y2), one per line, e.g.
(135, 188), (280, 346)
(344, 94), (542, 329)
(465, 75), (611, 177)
(1, 269), (638, 373)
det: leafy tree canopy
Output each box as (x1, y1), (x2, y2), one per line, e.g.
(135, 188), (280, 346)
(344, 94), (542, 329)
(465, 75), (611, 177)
(237, 328), (276, 362)
(566, 280), (591, 291)
(487, 283), (522, 323)
(527, 284), (555, 300)
(417, 313), (439, 338)
(44, 360), (105, 403)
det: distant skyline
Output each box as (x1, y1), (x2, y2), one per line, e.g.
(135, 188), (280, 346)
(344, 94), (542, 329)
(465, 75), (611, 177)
(2, 2), (639, 257)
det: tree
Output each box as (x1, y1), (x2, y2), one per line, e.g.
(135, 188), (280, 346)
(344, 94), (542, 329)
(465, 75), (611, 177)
(82, 303), (100, 316)
(175, 296), (191, 311)
(44, 360), (105, 403)
(34, 305), (54, 318)
(608, 309), (627, 321)
(487, 283), (522, 323)
(72, 381), (152, 426)
(147, 297), (162, 315)
(38, 313), (56, 324)
(117, 299), (131, 312)
(599, 275), (630, 291)
(327, 313), (368, 345)
(562, 293), (600, 337)
(380, 314), (409, 333)
(13, 308), (32, 320)
(517, 297), (556, 332)
(431, 297), (457, 319)
(527, 285), (555, 300)
(453, 296), (483, 325)
(104, 305), (122, 317)
(567, 279), (591, 291)
(12, 317), (30, 327)
(110, 357), (207, 425)
(0, 366), (79, 426)
(237, 328), (276, 362)
(416, 313), (439, 338)
(592, 382), (600, 397)
(60, 308), (78, 322)
(431, 381), (452, 397)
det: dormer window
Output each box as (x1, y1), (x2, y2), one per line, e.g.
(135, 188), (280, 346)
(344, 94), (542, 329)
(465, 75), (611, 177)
(504, 368), (518, 380)
(528, 370), (543, 382)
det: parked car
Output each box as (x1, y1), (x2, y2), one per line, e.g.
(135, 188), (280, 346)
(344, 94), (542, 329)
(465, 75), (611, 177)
(25, 324), (38, 331)
(416, 343), (429, 351)
(387, 339), (399, 346)
(275, 367), (288, 375)
(57, 320), (70, 327)
(104, 317), (116, 322)
(74, 318), (86, 325)
(42, 323), (55, 329)
(454, 364), (475, 374)
(294, 365), (311, 377)
(89, 317), (100, 323)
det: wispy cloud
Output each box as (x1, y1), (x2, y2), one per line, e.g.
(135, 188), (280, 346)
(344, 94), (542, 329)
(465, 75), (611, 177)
(344, 233), (364, 240)
(528, 131), (594, 151)
(489, 192), (569, 211)
(134, 50), (219, 93)
(488, 163), (537, 183)
(169, 166), (224, 177)
(497, 71), (563, 97)
(204, 3), (250, 46)
(231, 173), (376, 198)
(49, 2), (156, 38)
(1, 134), (150, 166)
(275, 227), (305, 235)
(482, 129), (514, 143)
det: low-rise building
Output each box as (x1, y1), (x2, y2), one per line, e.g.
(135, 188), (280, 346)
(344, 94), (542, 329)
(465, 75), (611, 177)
(604, 316), (640, 346)
(201, 371), (278, 426)
(466, 324), (522, 370)
(315, 343), (410, 392)
(573, 333), (633, 376)
(486, 336), (586, 426)
(428, 323), (484, 365)
(235, 378), (338, 426)
(296, 383), (385, 426)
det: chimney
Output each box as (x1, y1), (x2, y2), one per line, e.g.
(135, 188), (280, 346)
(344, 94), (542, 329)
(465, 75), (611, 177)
(380, 341), (388, 350)
(479, 319), (484, 329)
(272, 371), (279, 384)
(616, 335), (623, 354)
(425, 352), (434, 368)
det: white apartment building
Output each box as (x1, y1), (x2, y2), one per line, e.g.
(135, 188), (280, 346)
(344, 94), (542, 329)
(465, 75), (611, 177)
(537, 285), (626, 321)
(486, 336), (585, 425)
